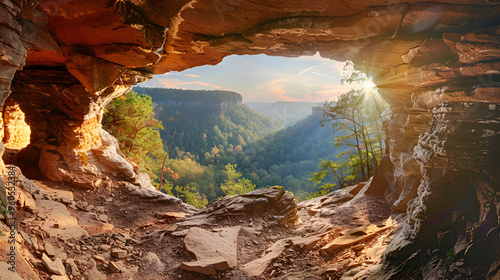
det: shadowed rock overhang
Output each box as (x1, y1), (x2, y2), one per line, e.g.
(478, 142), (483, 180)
(0, 0), (499, 279)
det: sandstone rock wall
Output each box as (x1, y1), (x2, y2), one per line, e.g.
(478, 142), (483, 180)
(2, 98), (30, 149)
(0, 1), (499, 278)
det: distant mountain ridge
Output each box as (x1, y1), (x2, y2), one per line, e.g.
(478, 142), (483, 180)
(245, 101), (321, 125)
(134, 87), (284, 161)
(134, 87), (243, 110)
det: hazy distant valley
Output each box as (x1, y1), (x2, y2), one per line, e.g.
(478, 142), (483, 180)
(245, 101), (321, 126)
(134, 87), (341, 201)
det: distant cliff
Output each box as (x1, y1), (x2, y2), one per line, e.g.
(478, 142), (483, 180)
(134, 87), (243, 113)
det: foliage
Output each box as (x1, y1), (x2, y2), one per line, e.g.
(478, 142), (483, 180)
(135, 87), (243, 104)
(174, 184), (208, 209)
(102, 91), (166, 183)
(306, 183), (336, 199)
(131, 86), (374, 202)
(308, 158), (353, 189)
(443, 247), (456, 271)
(160, 180), (174, 196)
(220, 164), (255, 196)
(316, 61), (389, 183)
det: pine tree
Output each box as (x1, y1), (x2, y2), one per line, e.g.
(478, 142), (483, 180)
(102, 91), (166, 183)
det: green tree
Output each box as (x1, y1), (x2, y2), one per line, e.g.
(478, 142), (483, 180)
(175, 184), (208, 209)
(306, 183), (336, 199)
(308, 158), (352, 188)
(318, 61), (388, 181)
(102, 91), (166, 183)
(220, 164), (255, 196)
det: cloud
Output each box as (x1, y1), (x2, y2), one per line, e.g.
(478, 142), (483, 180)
(253, 78), (289, 101)
(159, 79), (223, 90)
(315, 84), (350, 100)
(143, 53), (348, 103)
(298, 63), (327, 76)
(311, 72), (336, 79)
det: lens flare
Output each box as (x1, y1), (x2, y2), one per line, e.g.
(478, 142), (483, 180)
(363, 79), (377, 95)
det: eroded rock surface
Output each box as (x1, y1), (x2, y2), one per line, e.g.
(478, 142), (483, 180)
(0, 0), (499, 279)
(180, 226), (241, 275)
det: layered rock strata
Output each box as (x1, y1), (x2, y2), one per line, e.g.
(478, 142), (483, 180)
(0, 0), (499, 279)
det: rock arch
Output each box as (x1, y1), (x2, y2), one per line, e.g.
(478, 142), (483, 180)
(1, 0), (499, 277)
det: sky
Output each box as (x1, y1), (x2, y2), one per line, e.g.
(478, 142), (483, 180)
(139, 53), (350, 103)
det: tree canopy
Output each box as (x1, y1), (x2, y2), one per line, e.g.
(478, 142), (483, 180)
(309, 61), (389, 195)
(102, 91), (166, 181)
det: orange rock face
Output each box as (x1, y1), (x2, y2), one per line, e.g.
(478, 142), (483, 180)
(0, 1), (499, 278)
(2, 99), (30, 149)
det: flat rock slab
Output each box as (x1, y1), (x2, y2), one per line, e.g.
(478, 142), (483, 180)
(42, 253), (66, 276)
(241, 239), (291, 277)
(179, 226), (241, 275)
(288, 234), (324, 250)
(36, 199), (88, 240)
(320, 218), (393, 255)
(0, 261), (23, 280)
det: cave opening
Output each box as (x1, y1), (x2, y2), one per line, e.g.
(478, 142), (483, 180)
(1, 97), (32, 168)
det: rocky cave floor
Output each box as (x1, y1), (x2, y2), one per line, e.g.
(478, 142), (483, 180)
(0, 165), (403, 280)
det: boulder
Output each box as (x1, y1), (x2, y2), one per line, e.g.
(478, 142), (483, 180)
(182, 186), (298, 226)
(41, 254), (66, 276)
(179, 226), (241, 275)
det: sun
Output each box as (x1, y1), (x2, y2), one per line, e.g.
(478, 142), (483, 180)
(363, 79), (377, 95)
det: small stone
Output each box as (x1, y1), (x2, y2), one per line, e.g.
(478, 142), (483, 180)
(37, 213), (48, 220)
(65, 258), (79, 276)
(97, 214), (108, 223)
(352, 244), (366, 251)
(100, 244), (111, 251)
(105, 198), (113, 202)
(60, 197), (72, 205)
(114, 234), (127, 243)
(45, 242), (56, 258)
(165, 224), (179, 233)
(93, 255), (106, 262)
(54, 223), (61, 228)
(109, 261), (125, 273)
(94, 179), (102, 187)
(42, 254), (66, 276)
(111, 248), (127, 258)
(171, 229), (189, 237)
(51, 275), (70, 280)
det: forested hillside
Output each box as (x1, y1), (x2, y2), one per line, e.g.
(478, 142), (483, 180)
(128, 87), (347, 202)
(225, 110), (346, 199)
(106, 63), (388, 207)
(134, 87), (284, 160)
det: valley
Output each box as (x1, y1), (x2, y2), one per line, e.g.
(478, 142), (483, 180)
(134, 87), (345, 202)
